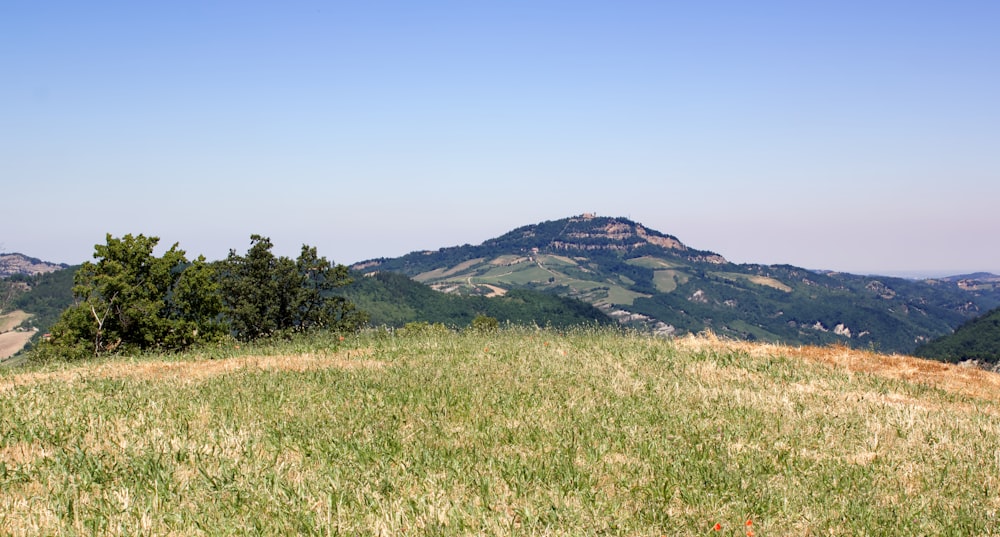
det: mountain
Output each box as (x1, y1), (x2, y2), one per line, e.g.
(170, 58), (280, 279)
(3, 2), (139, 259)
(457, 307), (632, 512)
(0, 253), (68, 277)
(353, 214), (1000, 354)
(914, 307), (1000, 365)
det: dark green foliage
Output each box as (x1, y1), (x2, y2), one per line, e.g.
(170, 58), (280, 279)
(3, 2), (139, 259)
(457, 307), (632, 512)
(217, 235), (281, 341)
(41, 234), (224, 359)
(217, 235), (364, 342)
(0, 279), (14, 313)
(914, 307), (1000, 363)
(627, 269), (976, 351)
(32, 234), (365, 361)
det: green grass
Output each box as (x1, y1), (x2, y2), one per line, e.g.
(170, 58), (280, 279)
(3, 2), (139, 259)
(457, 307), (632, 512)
(725, 320), (785, 343)
(599, 285), (649, 306)
(2, 328), (999, 535)
(652, 269), (688, 293)
(534, 255), (579, 267)
(625, 256), (679, 270)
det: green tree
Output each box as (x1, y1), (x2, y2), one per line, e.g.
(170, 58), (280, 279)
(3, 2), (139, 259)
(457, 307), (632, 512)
(44, 234), (222, 358)
(218, 235), (363, 341)
(218, 235), (280, 341)
(170, 255), (226, 343)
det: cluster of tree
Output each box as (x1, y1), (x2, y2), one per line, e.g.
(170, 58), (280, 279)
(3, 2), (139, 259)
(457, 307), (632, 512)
(38, 234), (364, 360)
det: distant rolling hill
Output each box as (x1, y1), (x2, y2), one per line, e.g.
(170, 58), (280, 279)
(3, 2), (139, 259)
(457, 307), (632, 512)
(354, 214), (1000, 354)
(1, 256), (75, 362)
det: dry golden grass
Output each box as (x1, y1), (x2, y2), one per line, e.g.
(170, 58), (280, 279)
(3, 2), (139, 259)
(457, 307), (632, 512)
(0, 348), (382, 392)
(745, 275), (793, 292)
(0, 330), (36, 361)
(674, 331), (1000, 404)
(480, 284), (508, 297)
(0, 310), (36, 360)
(0, 310), (32, 333)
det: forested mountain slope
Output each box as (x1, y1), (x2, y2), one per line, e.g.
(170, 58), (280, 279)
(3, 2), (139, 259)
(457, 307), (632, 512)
(355, 214), (1000, 354)
(915, 307), (1000, 364)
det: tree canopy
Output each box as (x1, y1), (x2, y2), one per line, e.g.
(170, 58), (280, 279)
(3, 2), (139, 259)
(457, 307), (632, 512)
(39, 233), (363, 360)
(218, 235), (363, 341)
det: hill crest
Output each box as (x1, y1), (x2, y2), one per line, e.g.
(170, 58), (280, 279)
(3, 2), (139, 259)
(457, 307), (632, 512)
(482, 214), (727, 263)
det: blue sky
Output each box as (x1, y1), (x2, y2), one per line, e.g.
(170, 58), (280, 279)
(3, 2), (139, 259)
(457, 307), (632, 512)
(3, 1), (998, 276)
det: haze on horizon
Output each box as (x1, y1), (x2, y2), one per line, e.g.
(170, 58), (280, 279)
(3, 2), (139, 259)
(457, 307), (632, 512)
(3, 2), (998, 277)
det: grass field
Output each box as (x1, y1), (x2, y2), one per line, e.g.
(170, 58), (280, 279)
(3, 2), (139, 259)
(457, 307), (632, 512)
(652, 270), (689, 293)
(2, 328), (999, 535)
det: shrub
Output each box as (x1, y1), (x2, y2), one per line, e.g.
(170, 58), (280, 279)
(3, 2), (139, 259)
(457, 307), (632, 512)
(468, 314), (499, 334)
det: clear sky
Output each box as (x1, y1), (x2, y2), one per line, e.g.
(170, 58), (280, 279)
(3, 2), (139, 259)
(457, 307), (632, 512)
(3, 1), (998, 277)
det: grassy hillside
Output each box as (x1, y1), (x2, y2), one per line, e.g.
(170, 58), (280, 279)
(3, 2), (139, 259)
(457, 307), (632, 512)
(2, 329), (1000, 535)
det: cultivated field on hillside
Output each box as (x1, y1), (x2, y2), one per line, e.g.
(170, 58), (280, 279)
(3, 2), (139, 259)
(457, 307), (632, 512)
(2, 329), (999, 535)
(0, 310), (35, 360)
(0, 310), (31, 333)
